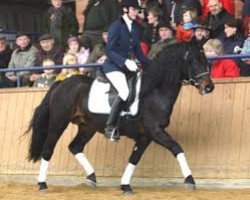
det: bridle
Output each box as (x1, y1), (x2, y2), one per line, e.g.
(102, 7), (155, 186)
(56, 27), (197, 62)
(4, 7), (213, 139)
(183, 50), (210, 87)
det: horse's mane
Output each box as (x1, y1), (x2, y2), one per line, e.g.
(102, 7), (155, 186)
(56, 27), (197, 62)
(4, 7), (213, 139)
(141, 42), (187, 96)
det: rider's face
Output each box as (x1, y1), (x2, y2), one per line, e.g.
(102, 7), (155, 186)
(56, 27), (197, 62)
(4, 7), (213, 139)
(127, 7), (139, 20)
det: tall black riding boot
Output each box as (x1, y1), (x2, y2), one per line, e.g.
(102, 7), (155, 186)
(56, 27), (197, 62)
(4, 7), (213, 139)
(105, 97), (125, 142)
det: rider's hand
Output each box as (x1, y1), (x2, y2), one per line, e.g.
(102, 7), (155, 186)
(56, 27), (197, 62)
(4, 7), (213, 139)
(125, 59), (138, 72)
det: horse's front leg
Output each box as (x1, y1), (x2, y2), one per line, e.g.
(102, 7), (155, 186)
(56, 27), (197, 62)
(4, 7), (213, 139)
(150, 128), (196, 190)
(121, 136), (151, 195)
(68, 125), (96, 187)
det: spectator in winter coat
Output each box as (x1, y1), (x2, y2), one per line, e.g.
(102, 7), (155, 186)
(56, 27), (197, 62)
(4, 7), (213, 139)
(0, 36), (12, 69)
(204, 0), (235, 38)
(148, 21), (177, 60)
(66, 36), (91, 74)
(203, 39), (240, 78)
(202, 0), (235, 19)
(218, 18), (245, 54)
(5, 32), (38, 87)
(43, 0), (79, 47)
(35, 34), (64, 71)
(190, 20), (212, 49)
(82, 0), (120, 48)
(141, 6), (163, 55)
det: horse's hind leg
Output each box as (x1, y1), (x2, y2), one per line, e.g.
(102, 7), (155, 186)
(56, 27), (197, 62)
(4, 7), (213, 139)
(38, 120), (69, 192)
(121, 136), (151, 194)
(68, 125), (96, 187)
(151, 128), (196, 190)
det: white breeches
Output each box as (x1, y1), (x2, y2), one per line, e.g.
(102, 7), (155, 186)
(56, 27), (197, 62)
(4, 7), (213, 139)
(106, 71), (129, 101)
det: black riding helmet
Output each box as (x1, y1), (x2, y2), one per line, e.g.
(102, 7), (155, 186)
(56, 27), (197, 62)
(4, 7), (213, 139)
(121, 0), (140, 9)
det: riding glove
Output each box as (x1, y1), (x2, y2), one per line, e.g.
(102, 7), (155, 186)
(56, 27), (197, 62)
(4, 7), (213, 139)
(125, 59), (138, 72)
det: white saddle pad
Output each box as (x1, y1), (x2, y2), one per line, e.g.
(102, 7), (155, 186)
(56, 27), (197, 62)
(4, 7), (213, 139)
(88, 72), (142, 116)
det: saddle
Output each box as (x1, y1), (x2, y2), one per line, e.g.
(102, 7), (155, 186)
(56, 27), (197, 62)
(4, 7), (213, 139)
(88, 69), (142, 116)
(96, 69), (139, 110)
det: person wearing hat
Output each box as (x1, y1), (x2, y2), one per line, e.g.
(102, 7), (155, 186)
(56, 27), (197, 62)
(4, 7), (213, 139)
(29, 33), (64, 85)
(66, 35), (91, 74)
(190, 20), (212, 49)
(102, 0), (150, 142)
(4, 32), (38, 87)
(148, 21), (177, 60)
(35, 33), (64, 69)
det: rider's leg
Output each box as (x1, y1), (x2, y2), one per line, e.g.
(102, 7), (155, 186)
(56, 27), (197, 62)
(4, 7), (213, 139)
(105, 71), (129, 141)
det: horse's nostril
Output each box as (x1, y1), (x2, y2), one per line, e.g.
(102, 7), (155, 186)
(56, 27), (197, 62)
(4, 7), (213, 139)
(205, 86), (211, 92)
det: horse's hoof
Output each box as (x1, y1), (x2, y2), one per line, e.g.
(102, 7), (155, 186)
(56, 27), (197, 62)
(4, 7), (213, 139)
(121, 185), (133, 195)
(184, 175), (196, 191)
(38, 182), (48, 192)
(85, 173), (97, 188)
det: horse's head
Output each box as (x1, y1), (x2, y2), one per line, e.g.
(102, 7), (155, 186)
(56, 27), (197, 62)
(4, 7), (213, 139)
(184, 43), (214, 95)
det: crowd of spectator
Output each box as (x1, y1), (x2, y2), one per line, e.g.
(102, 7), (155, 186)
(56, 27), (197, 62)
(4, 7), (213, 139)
(0, 0), (250, 89)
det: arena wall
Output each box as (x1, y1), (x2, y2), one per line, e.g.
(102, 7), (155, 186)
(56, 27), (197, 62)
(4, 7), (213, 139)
(0, 78), (250, 179)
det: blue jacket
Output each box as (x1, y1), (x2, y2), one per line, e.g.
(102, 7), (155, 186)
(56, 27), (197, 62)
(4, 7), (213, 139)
(103, 17), (150, 73)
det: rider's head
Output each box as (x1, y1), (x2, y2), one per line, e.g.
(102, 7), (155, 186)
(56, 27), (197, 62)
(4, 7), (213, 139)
(121, 0), (140, 20)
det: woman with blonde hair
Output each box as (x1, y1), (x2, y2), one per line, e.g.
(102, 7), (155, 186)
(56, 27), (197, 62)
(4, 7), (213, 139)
(203, 38), (240, 78)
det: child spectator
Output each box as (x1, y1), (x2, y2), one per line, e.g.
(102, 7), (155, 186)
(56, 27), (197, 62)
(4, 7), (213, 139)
(176, 7), (198, 42)
(203, 39), (240, 78)
(66, 36), (91, 74)
(163, 0), (202, 30)
(33, 59), (56, 88)
(56, 53), (81, 81)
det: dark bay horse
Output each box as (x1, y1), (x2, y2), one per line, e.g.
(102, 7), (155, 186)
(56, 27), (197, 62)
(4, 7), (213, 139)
(26, 42), (214, 194)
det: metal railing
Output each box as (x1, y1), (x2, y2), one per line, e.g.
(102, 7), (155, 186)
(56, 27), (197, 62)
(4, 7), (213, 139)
(0, 54), (250, 87)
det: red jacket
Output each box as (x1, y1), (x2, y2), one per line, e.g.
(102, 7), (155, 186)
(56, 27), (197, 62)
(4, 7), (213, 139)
(201, 0), (235, 19)
(211, 59), (240, 78)
(176, 24), (193, 42)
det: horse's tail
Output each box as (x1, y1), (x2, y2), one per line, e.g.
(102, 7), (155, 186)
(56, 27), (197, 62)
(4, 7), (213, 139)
(25, 81), (62, 163)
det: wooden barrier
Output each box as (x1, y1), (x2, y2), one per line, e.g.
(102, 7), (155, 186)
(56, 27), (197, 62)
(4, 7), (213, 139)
(0, 78), (250, 179)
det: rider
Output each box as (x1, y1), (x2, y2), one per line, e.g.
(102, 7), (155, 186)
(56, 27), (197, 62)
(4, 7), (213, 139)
(102, 0), (150, 142)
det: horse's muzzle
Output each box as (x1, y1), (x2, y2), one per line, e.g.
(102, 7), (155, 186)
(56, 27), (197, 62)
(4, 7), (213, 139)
(199, 79), (215, 95)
